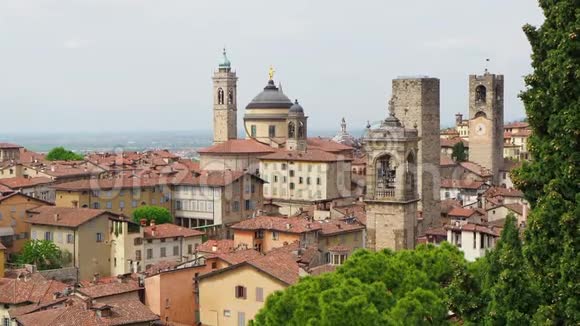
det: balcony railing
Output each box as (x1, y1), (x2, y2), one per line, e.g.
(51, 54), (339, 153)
(375, 189), (395, 198)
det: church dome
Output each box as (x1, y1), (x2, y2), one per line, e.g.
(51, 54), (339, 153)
(288, 99), (304, 114)
(219, 48), (231, 69)
(245, 80), (293, 109)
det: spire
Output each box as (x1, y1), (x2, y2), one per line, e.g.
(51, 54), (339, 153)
(219, 47), (231, 69)
(341, 117), (347, 133)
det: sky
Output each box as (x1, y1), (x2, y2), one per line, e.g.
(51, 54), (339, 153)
(0, 0), (545, 135)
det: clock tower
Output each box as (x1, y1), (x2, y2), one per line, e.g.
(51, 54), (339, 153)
(468, 72), (504, 184)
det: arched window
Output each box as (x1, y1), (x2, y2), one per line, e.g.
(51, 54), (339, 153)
(298, 121), (305, 138)
(406, 152), (416, 194)
(228, 89), (234, 105)
(375, 154), (395, 198)
(288, 121), (295, 138)
(475, 85), (486, 103)
(217, 88), (224, 104)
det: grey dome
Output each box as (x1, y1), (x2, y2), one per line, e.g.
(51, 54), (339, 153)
(289, 99), (304, 114)
(245, 80), (293, 109)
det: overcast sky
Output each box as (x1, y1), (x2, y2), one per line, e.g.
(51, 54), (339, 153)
(0, 0), (544, 134)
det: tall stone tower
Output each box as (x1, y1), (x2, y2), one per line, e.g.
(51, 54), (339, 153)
(285, 100), (308, 151)
(391, 77), (440, 230)
(363, 97), (419, 251)
(468, 72), (504, 184)
(212, 49), (238, 144)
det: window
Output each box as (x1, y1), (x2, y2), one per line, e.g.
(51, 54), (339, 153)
(255, 230), (264, 239)
(273, 175), (278, 183)
(235, 286), (247, 299)
(92, 202), (100, 209)
(232, 201), (240, 211)
(211, 262), (217, 269)
(245, 200), (251, 210)
(289, 183), (295, 190)
(105, 201), (112, 209)
(96, 233), (104, 242)
(256, 287), (264, 302)
(283, 176), (287, 183)
(173, 246), (179, 256)
(272, 231), (279, 240)
(160, 247), (166, 257)
(119, 201), (125, 209)
(281, 163), (287, 170)
(44, 231), (52, 241)
(307, 177), (311, 185)
(308, 165), (312, 172)
(289, 170), (295, 177)
(445, 191), (450, 199)
(268, 125), (276, 138)
(3, 317), (10, 326)
(250, 125), (257, 138)
(175, 200), (182, 210)
(132, 200), (138, 208)
(147, 248), (153, 259)
(187, 244), (193, 254)
(223, 310), (231, 317)
(299, 177), (303, 184)
(316, 177), (321, 185)
(135, 250), (142, 261)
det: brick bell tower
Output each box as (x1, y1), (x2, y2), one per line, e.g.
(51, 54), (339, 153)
(212, 48), (238, 144)
(468, 72), (504, 184)
(363, 96), (419, 251)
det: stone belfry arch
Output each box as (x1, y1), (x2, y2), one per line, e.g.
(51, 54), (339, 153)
(363, 97), (419, 251)
(212, 48), (238, 144)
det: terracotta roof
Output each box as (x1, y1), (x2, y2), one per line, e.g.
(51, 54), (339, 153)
(0, 243), (5, 250)
(440, 137), (468, 148)
(0, 184), (13, 194)
(440, 128), (459, 135)
(51, 177), (164, 191)
(0, 177), (53, 189)
(247, 250), (300, 285)
(19, 148), (46, 163)
(333, 204), (367, 226)
(352, 154), (367, 165)
(197, 139), (276, 154)
(197, 239), (235, 254)
(306, 137), (353, 153)
(260, 149), (352, 162)
(308, 264), (337, 276)
(318, 220), (365, 236)
(175, 170), (261, 187)
(327, 245), (351, 252)
(440, 178), (484, 190)
(504, 121), (530, 129)
(231, 216), (321, 234)
(15, 296), (159, 326)
(484, 186), (524, 198)
(0, 143), (23, 149)
(23, 161), (103, 178)
(448, 207), (481, 218)
(27, 206), (113, 228)
(488, 203), (525, 216)
(78, 279), (141, 299)
(143, 260), (180, 275)
(445, 223), (499, 237)
(441, 199), (462, 214)
(459, 161), (493, 177)
(440, 155), (456, 167)
(425, 227), (447, 237)
(0, 192), (54, 205)
(143, 223), (204, 240)
(0, 273), (68, 305)
(217, 249), (262, 265)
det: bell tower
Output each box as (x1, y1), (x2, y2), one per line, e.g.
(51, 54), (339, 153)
(363, 97), (419, 251)
(468, 72), (504, 184)
(212, 48), (238, 144)
(286, 99), (308, 151)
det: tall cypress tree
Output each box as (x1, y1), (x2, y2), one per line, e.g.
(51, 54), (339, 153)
(512, 0), (580, 322)
(483, 215), (538, 325)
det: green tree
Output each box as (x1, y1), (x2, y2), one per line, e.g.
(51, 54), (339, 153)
(512, 1), (580, 322)
(132, 205), (172, 225)
(17, 240), (64, 270)
(252, 243), (465, 326)
(483, 214), (538, 325)
(451, 141), (468, 162)
(46, 146), (84, 161)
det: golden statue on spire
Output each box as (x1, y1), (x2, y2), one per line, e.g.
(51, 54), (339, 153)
(268, 65), (275, 80)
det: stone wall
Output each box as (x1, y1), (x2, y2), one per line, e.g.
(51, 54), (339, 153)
(392, 77), (441, 231)
(39, 266), (78, 282)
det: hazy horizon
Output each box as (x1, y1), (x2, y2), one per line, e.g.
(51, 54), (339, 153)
(1, 1), (544, 133)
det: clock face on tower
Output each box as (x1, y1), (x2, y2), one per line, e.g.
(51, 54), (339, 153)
(475, 123), (486, 136)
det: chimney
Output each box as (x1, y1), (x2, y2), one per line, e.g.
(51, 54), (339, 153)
(211, 245), (217, 252)
(92, 273), (100, 284)
(50, 165), (56, 172)
(54, 214), (60, 222)
(150, 219), (156, 227)
(337, 224), (342, 229)
(286, 223), (291, 230)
